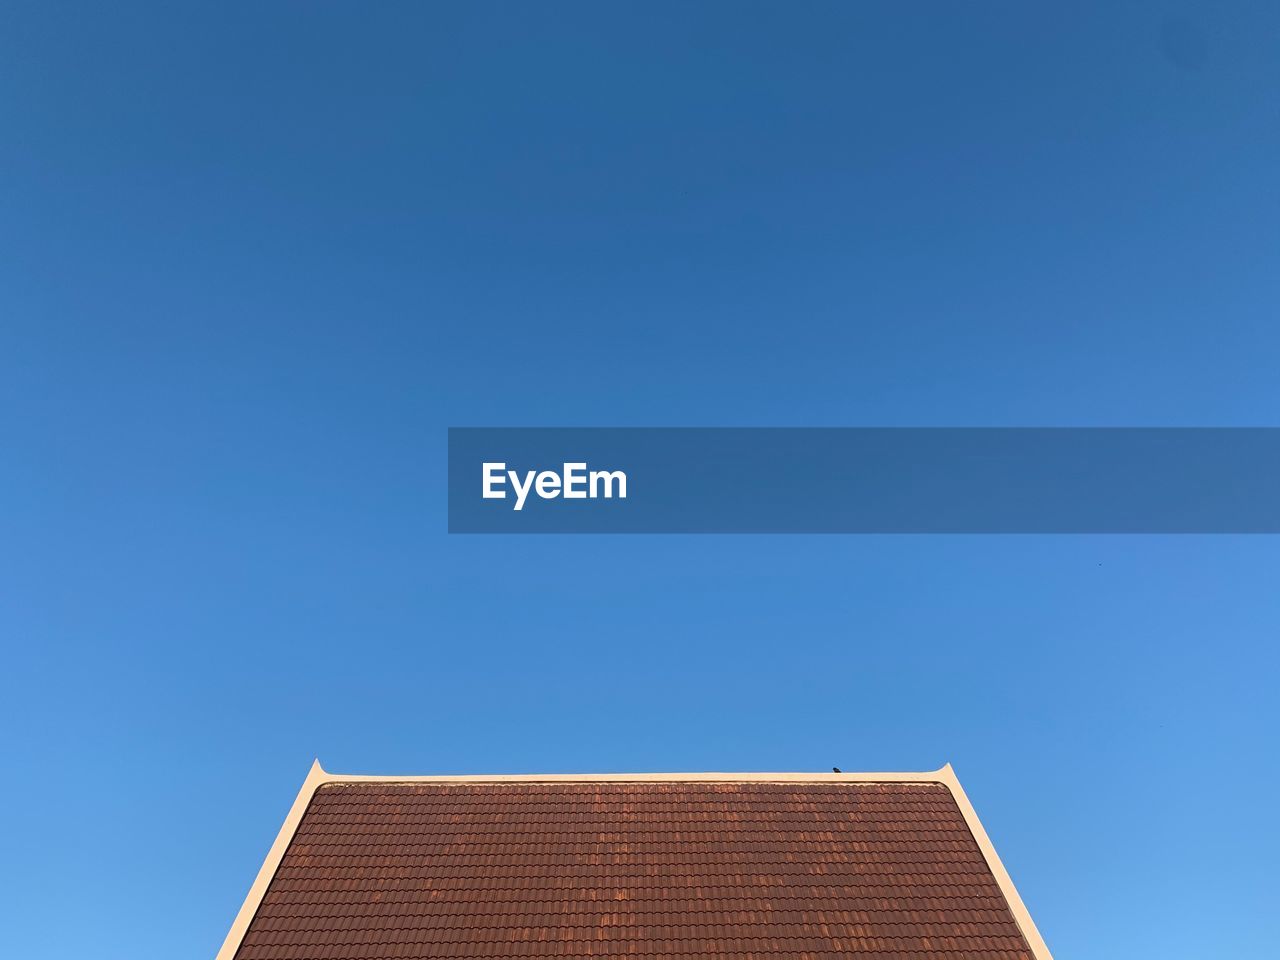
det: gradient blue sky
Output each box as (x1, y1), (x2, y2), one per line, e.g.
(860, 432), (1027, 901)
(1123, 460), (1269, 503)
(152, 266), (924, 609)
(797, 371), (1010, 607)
(2, 3), (1278, 958)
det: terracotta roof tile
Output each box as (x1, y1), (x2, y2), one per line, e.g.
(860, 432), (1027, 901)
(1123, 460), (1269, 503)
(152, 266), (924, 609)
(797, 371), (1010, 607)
(232, 781), (1035, 959)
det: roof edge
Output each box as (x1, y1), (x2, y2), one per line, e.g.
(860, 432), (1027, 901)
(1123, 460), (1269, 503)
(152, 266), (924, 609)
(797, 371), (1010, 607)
(313, 765), (955, 784)
(214, 759), (328, 960)
(938, 764), (1055, 960)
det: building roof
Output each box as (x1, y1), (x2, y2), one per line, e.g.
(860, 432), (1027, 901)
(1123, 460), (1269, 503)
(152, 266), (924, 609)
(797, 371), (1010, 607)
(217, 763), (1052, 960)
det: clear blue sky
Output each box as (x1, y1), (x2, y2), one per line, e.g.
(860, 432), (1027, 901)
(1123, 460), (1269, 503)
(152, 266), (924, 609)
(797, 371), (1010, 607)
(1, 3), (1277, 958)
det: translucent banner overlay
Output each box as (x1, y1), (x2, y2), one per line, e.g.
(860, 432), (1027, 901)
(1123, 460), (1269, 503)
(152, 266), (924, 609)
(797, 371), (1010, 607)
(447, 428), (1280, 533)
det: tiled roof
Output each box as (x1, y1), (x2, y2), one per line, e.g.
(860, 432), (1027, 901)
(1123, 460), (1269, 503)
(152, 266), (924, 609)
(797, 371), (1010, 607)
(229, 777), (1038, 959)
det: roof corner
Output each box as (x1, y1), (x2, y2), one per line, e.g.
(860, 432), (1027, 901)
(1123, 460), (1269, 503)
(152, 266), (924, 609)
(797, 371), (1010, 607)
(213, 762), (327, 960)
(941, 766), (1054, 960)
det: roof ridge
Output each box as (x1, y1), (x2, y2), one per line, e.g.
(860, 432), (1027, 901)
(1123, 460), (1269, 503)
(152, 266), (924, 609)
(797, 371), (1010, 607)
(309, 762), (955, 783)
